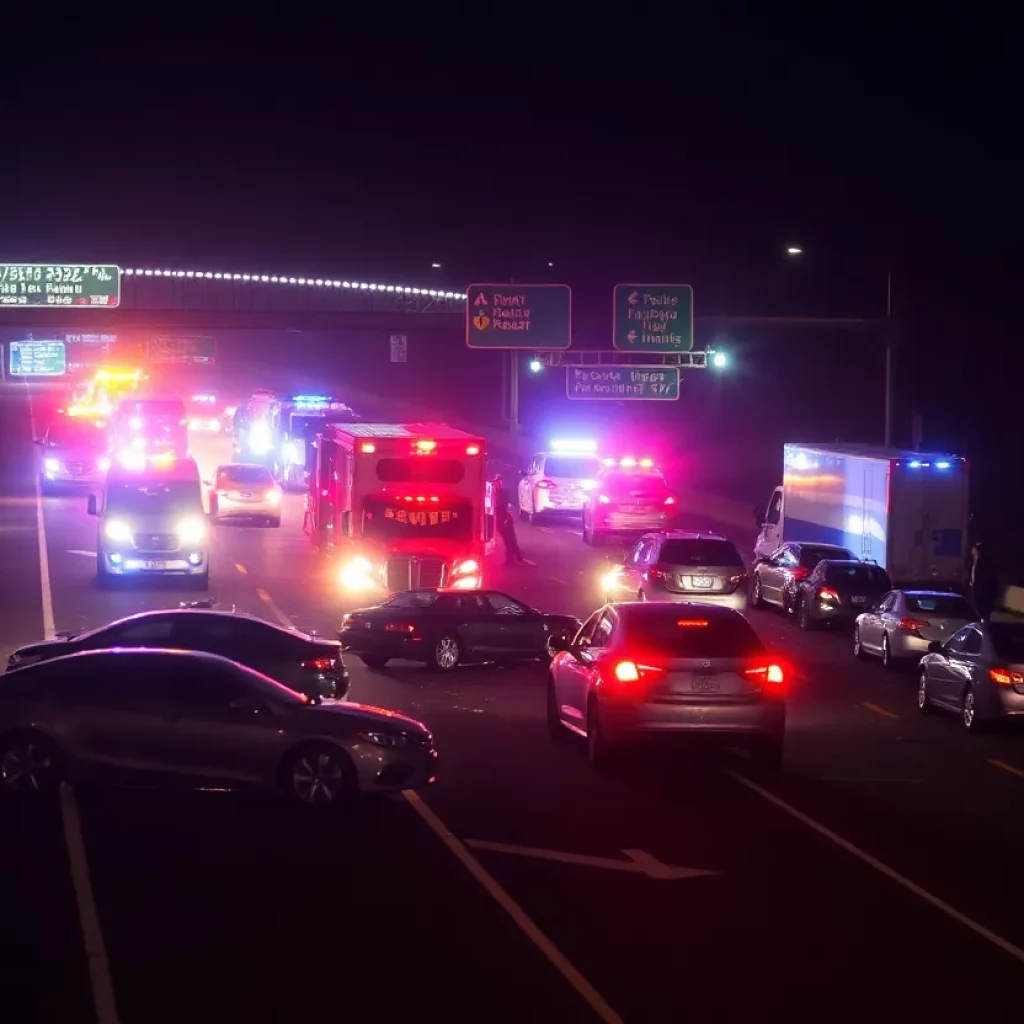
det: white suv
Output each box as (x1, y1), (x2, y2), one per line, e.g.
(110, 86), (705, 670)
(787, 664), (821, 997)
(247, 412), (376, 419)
(517, 451), (604, 522)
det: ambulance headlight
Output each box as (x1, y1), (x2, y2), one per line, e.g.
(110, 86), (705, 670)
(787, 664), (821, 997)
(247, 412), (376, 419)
(340, 557), (376, 590)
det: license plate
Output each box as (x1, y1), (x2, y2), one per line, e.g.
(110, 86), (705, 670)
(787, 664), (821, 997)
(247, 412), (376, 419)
(145, 560), (168, 570)
(240, 492), (252, 498)
(691, 575), (713, 588)
(691, 676), (719, 692)
(851, 595), (866, 604)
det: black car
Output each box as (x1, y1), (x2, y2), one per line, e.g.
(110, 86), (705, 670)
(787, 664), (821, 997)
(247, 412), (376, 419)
(340, 589), (581, 671)
(751, 541), (858, 615)
(6, 608), (348, 701)
(792, 559), (893, 629)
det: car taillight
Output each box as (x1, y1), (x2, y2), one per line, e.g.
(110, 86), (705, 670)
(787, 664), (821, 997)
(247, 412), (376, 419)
(614, 661), (640, 682)
(745, 661), (786, 688)
(341, 614), (369, 630)
(267, 486), (282, 504)
(791, 567), (809, 580)
(647, 563), (670, 581)
(535, 479), (555, 490)
(818, 587), (839, 601)
(727, 573), (748, 586)
(302, 657), (335, 671)
(990, 667), (1024, 686)
(898, 618), (930, 632)
(664, 496), (676, 505)
(385, 622), (418, 634)
(598, 495), (611, 505)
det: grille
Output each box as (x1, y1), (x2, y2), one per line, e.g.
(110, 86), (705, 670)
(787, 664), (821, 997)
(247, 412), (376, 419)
(384, 557), (447, 592)
(134, 533), (179, 552)
(65, 461), (90, 475)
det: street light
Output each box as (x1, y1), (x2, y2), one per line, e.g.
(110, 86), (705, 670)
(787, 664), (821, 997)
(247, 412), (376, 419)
(528, 358), (543, 373)
(786, 246), (803, 256)
(710, 351), (728, 369)
(430, 262), (442, 269)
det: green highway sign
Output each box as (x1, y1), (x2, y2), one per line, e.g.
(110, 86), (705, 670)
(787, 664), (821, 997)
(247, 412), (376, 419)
(0, 264), (121, 308)
(149, 336), (216, 364)
(566, 366), (680, 401)
(8, 340), (67, 376)
(467, 283), (571, 349)
(613, 284), (693, 352)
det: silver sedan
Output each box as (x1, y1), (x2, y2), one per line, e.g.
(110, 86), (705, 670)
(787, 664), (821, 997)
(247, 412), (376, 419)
(0, 648), (437, 805)
(854, 590), (975, 669)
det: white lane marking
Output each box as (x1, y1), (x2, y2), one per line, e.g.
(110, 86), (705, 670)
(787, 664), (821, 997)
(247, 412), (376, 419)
(59, 784), (121, 1024)
(730, 771), (1024, 966)
(256, 587), (295, 629)
(26, 390), (56, 638)
(403, 791), (622, 1023)
(465, 839), (718, 881)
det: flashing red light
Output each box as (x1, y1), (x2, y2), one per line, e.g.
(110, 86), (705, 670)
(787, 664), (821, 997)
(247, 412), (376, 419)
(415, 440), (437, 452)
(664, 496), (676, 505)
(620, 457), (637, 467)
(385, 622), (418, 634)
(614, 661), (640, 682)
(301, 657), (335, 671)
(466, 445), (481, 455)
(639, 458), (654, 468)
(819, 587), (839, 601)
(898, 618), (930, 632)
(360, 442), (376, 453)
(745, 661), (786, 687)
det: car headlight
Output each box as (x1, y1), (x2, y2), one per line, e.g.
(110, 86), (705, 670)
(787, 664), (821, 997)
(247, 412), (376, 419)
(340, 557), (376, 590)
(248, 425), (273, 454)
(357, 731), (409, 748)
(188, 417), (204, 431)
(97, 456), (111, 472)
(44, 457), (60, 472)
(104, 519), (132, 543)
(451, 575), (480, 590)
(454, 559), (479, 575)
(283, 441), (302, 463)
(177, 517), (207, 544)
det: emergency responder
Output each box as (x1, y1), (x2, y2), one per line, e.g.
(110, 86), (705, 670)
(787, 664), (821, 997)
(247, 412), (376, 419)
(492, 474), (531, 565)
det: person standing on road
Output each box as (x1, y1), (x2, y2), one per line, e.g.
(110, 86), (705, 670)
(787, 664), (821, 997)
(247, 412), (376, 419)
(492, 474), (532, 566)
(968, 542), (998, 622)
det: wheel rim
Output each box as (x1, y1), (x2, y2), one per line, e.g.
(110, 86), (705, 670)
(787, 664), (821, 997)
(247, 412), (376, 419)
(1, 740), (57, 792)
(291, 751), (346, 804)
(918, 675), (928, 708)
(436, 637), (459, 669)
(882, 639), (890, 665)
(853, 628), (861, 655)
(963, 690), (975, 729)
(753, 578), (762, 601)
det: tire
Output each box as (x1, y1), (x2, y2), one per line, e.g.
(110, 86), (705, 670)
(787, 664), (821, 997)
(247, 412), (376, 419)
(95, 558), (114, 589)
(962, 684), (983, 733)
(881, 636), (896, 671)
(750, 733), (784, 773)
(519, 504), (531, 523)
(360, 656), (390, 669)
(917, 672), (932, 715)
(586, 698), (617, 770)
(0, 731), (65, 795)
(853, 626), (865, 658)
(547, 680), (568, 743)
(281, 742), (355, 807)
(798, 599), (813, 630)
(751, 574), (765, 609)
(427, 634), (461, 672)
(189, 570), (210, 591)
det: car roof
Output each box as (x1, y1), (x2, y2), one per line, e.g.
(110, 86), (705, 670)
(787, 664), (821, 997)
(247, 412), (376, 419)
(655, 530), (729, 542)
(76, 607), (282, 631)
(822, 559), (875, 567)
(794, 542), (851, 551)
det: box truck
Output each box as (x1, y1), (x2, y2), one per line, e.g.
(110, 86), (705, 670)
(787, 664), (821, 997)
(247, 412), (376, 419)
(754, 444), (969, 588)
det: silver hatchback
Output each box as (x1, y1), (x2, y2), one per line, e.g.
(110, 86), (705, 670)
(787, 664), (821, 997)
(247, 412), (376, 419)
(602, 532), (749, 612)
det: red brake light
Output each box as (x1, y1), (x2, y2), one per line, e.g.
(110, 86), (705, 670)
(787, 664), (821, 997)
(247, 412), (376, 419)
(664, 496), (676, 505)
(341, 614), (368, 629)
(385, 622), (418, 634)
(676, 619), (709, 627)
(898, 618), (930, 632)
(535, 479), (555, 489)
(359, 442), (375, 453)
(819, 587), (839, 601)
(791, 567), (809, 580)
(745, 661), (786, 687)
(466, 445), (480, 455)
(647, 563), (670, 581)
(614, 661), (640, 682)
(301, 657), (335, 671)
(727, 573), (748, 586)
(990, 668), (1024, 686)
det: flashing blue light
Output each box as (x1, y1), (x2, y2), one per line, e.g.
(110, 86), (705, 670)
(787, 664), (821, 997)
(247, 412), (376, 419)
(292, 395), (330, 404)
(908, 460), (924, 468)
(935, 460), (951, 469)
(550, 439), (597, 453)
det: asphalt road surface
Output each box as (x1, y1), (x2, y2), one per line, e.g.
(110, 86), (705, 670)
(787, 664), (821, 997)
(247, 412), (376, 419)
(3, 380), (1024, 1024)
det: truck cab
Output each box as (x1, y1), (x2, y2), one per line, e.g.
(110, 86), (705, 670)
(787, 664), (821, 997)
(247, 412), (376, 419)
(307, 423), (486, 595)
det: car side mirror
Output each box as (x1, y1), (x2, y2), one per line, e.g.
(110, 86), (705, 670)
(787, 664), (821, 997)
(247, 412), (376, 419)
(927, 641), (944, 654)
(87, 494), (98, 516)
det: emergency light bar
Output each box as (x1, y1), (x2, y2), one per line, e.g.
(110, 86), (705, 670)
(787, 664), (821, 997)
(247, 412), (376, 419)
(550, 439), (597, 453)
(191, 394), (217, 403)
(604, 457), (655, 468)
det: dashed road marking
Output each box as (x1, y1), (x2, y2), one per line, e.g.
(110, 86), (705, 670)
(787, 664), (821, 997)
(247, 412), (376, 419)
(403, 791), (622, 1023)
(861, 701), (899, 719)
(235, 563), (247, 574)
(989, 759), (1024, 780)
(731, 771), (1024, 966)
(256, 587), (295, 629)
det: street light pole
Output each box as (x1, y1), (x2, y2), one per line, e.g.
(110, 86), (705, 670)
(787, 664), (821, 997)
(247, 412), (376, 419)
(884, 271), (893, 448)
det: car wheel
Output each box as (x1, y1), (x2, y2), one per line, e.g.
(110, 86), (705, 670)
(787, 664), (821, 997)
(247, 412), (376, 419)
(428, 635), (461, 672)
(0, 732), (65, 795)
(962, 684), (983, 733)
(360, 656), (390, 670)
(547, 680), (568, 743)
(586, 698), (617, 770)
(750, 733), (784, 773)
(881, 636), (896, 671)
(751, 574), (765, 608)
(798, 599), (813, 630)
(917, 672), (932, 714)
(95, 558), (114, 589)
(283, 742), (355, 808)
(853, 625), (865, 658)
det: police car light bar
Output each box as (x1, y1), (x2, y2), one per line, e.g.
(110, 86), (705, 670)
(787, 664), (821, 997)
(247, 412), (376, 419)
(604, 456), (656, 468)
(550, 439), (597, 453)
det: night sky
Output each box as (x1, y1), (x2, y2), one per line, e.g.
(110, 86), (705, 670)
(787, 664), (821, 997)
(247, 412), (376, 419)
(2, 14), (1017, 532)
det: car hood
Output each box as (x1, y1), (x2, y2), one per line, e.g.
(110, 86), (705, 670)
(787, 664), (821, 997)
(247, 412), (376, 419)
(303, 699), (431, 738)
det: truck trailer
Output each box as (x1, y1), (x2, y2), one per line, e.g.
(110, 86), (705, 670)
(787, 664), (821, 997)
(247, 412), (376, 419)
(754, 443), (970, 588)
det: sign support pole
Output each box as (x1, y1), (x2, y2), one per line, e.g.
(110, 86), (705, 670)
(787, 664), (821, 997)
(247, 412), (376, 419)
(509, 350), (520, 433)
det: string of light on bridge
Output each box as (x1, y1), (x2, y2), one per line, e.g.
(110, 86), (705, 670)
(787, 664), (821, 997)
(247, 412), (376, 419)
(121, 268), (466, 301)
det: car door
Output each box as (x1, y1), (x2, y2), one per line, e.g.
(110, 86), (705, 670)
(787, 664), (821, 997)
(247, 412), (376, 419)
(862, 591), (897, 651)
(941, 626), (983, 708)
(159, 661), (283, 782)
(77, 614), (179, 653)
(611, 538), (651, 601)
(759, 546), (793, 606)
(927, 627), (972, 708)
(554, 612), (602, 726)
(442, 593), (496, 655)
(484, 592), (546, 655)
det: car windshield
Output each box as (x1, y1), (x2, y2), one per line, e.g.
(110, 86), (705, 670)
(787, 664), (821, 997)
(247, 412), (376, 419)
(621, 607), (764, 657)
(48, 423), (106, 448)
(544, 456), (603, 479)
(105, 480), (201, 515)
(825, 564), (891, 588)
(218, 465), (271, 486)
(385, 591), (441, 609)
(988, 624), (1024, 663)
(905, 594), (974, 618)
(660, 539), (743, 566)
(603, 472), (667, 497)
(800, 546), (853, 568)
(362, 497), (472, 541)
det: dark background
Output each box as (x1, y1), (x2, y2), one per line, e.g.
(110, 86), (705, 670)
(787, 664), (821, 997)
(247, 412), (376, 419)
(1, 13), (1018, 560)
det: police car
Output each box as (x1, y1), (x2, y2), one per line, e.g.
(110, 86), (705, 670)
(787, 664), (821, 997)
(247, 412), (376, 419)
(517, 440), (604, 522)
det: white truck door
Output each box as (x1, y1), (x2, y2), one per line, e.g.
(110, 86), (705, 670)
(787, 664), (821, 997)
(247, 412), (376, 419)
(755, 487), (784, 559)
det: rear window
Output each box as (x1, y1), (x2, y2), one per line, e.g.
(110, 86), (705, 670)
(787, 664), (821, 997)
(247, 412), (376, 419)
(543, 456), (603, 479)
(219, 465), (272, 485)
(800, 546), (853, 568)
(659, 539), (743, 567)
(621, 608), (764, 657)
(376, 458), (465, 484)
(602, 472), (667, 496)
(987, 624), (1024, 663)
(825, 564), (891, 588)
(385, 591), (440, 609)
(905, 594), (973, 618)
